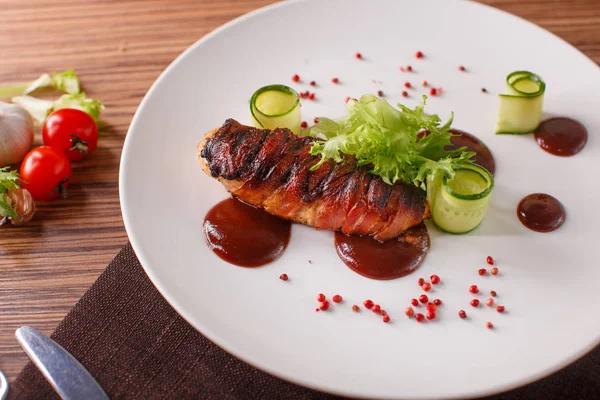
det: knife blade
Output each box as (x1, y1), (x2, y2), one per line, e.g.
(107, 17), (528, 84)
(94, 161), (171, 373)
(15, 326), (109, 400)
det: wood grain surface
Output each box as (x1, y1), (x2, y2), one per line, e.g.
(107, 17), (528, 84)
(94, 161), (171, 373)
(0, 0), (598, 383)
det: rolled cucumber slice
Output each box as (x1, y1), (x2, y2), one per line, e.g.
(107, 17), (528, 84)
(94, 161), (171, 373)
(429, 164), (494, 234)
(250, 84), (301, 134)
(495, 71), (545, 134)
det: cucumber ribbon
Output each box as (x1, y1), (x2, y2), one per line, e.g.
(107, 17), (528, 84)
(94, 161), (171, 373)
(250, 84), (301, 134)
(495, 71), (546, 134)
(428, 163), (494, 234)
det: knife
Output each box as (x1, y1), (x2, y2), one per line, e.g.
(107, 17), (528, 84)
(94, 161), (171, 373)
(15, 326), (109, 400)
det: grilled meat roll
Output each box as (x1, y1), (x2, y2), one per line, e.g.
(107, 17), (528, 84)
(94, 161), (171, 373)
(197, 119), (429, 242)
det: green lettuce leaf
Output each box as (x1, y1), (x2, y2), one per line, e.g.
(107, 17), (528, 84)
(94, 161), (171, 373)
(51, 69), (81, 94)
(54, 93), (104, 121)
(0, 167), (21, 219)
(305, 94), (475, 189)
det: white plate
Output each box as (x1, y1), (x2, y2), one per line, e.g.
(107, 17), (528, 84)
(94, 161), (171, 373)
(119, 0), (600, 398)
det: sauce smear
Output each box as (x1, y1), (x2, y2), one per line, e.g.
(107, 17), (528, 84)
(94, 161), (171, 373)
(446, 129), (496, 174)
(335, 224), (430, 280)
(203, 197), (291, 267)
(517, 193), (565, 232)
(534, 117), (587, 156)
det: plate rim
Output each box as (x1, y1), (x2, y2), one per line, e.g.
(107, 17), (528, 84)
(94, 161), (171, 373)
(119, 0), (600, 398)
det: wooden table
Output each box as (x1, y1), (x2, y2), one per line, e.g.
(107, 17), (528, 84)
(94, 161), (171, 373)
(0, 0), (598, 382)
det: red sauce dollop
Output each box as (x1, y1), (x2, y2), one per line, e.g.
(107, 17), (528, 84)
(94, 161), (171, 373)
(517, 193), (565, 232)
(203, 197), (291, 267)
(419, 129), (496, 174)
(334, 224), (430, 280)
(446, 129), (496, 174)
(534, 118), (587, 156)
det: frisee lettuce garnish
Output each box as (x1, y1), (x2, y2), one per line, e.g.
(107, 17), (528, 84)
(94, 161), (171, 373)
(305, 94), (475, 190)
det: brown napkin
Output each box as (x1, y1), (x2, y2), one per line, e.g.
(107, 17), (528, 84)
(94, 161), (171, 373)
(10, 244), (600, 399)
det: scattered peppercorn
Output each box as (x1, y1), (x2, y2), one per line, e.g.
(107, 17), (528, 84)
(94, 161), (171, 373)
(404, 82), (412, 88)
(458, 310), (467, 319)
(308, 92), (315, 100)
(422, 80), (428, 87)
(313, 117), (319, 124)
(411, 298), (419, 306)
(433, 299), (442, 306)
(418, 277), (425, 286)
(402, 91), (408, 97)
(470, 299), (480, 307)
(469, 285), (479, 294)
(319, 301), (330, 311)
(405, 307), (415, 317)
(491, 267), (499, 275)
(378, 90), (384, 97)
(406, 65), (413, 71)
(481, 87), (488, 93)
(429, 88), (437, 96)
(496, 305), (505, 313)
(364, 299), (374, 309)
(478, 268), (487, 276)
(486, 298), (495, 307)
(415, 313), (425, 322)
(355, 52), (362, 59)
(426, 302), (437, 313)
(486, 256), (494, 265)
(486, 321), (494, 329)
(422, 282), (432, 292)
(415, 51), (424, 58)
(383, 315), (391, 323)
(317, 293), (326, 302)
(332, 77), (339, 84)
(419, 294), (429, 304)
(300, 121), (308, 129)
(490, 290), (497, 297)
(426, 311), (436, 320)
(279, 274), (288, 281)
(459, 65), (466, 71)
(352, 304), (360, 312)
(372, 304), (381, 313)
(292, 74), (300, 82)
(430, 274), (440, 285)
(310, 81), (316, 86)
(332, 294), (343, 303)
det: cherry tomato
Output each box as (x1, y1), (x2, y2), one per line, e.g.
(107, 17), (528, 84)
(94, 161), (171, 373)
(43, 108), (98, 161)
(20, 146), (72, 201)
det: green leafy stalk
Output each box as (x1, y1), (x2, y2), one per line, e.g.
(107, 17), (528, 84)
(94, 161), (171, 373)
(12, 92), (104, 123)
(305, 94), (475, 190)
(11, 96), (54, 123)
(0, 69), (81, 100)
(0, 167), (21, 219)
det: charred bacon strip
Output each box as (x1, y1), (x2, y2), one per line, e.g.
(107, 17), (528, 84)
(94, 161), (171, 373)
(198, 119), (429, 242)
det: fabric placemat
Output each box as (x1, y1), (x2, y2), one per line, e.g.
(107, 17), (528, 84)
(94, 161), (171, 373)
(10, 244), (600, 399)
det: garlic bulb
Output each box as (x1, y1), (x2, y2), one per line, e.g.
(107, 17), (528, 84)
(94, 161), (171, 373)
(4, 188), (35, 225)
(0, 101), (34, 166)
